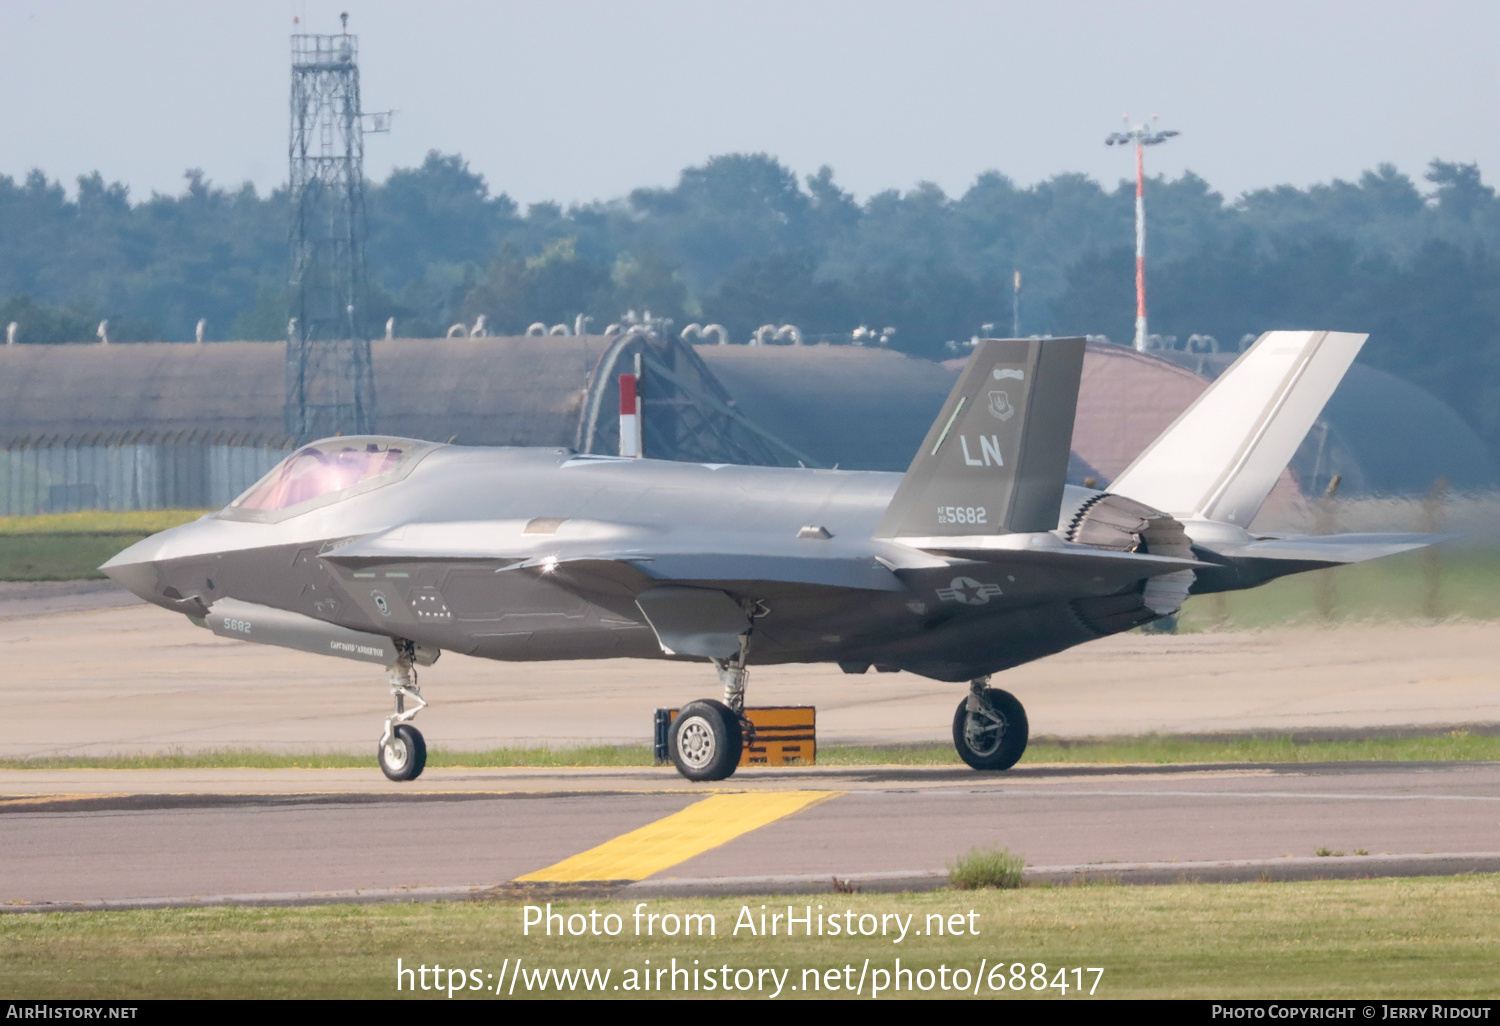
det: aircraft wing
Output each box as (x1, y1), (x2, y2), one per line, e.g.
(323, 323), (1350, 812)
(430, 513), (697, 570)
(498, 550), (908, 592)
(494, 542), (1208, 659)
(325, 518), (1204, 596)
(321, 515), (1214, 659)
(320, 522), (909, 592)
(323, 524), (910, 659)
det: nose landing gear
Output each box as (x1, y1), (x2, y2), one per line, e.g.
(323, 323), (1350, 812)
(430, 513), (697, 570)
(378, 641), (428, 781)
(952, 677), (1028, 770)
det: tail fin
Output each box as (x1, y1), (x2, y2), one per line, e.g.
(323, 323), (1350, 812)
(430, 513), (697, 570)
(1109, 330), (1366, 525)
(875, 337), (1085, 538)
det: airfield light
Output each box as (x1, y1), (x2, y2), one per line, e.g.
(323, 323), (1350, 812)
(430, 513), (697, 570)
(1105, 115), (1181, 352)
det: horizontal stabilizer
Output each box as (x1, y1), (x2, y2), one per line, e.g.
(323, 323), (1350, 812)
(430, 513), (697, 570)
(1204, 532), (1438, 565)
(897, 535), (1207, 577)
(1110, 330), (1366, 526)
(1185, 527), (1446, 594)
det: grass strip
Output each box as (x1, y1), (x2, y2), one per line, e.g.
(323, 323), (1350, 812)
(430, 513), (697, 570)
(0, 510), (210, 580)
(1023, 730), (1500, 765)
(3, 731), (1497, 771)
(0, 509), (208, 535)
(2, 877), (1497, 999)
(1175, 543), (1500, 628)
(0, 533), (147, 580)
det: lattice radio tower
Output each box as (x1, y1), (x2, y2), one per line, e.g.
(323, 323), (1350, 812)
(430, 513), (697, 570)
(285, 14), (389, 441)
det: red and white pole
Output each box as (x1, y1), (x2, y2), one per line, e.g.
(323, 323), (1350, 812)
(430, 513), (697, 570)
(618, 373), (641, 457)
(1134, 140), (1147, 352)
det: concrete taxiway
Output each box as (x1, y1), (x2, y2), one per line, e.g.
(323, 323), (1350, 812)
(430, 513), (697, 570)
(3, 762), (1497, 909)
(3, 584), (1497, 908)
(4, 587), (1499, 757)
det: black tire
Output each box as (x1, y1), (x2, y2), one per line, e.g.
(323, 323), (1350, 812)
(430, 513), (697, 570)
(669, 700), (743, 781)
(952, 688), (1028, 770)
(379, 724), (427, 781)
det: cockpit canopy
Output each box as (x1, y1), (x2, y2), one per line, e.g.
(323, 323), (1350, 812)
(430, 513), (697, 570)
(221, 436), (439, 521)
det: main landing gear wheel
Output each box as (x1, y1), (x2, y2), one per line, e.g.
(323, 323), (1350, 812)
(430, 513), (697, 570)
(669, 699), (743, 782)
(379, 723), (427, 781)
(952, 684), (1028, 771)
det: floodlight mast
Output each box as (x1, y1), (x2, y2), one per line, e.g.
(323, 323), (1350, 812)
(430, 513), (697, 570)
(1105, 116), (1180, 352)
(286, 16), (393, 442)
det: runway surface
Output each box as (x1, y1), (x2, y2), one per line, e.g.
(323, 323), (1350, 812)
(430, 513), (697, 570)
(4, 762), (1497, 908)
(4, 588), (1499, 757)
(3, 586), (1496, 908)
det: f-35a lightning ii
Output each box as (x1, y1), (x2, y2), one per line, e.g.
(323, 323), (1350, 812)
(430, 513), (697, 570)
(103, 331), (1436, 782)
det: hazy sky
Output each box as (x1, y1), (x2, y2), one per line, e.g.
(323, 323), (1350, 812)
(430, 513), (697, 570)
(2, 0), (1498, 206)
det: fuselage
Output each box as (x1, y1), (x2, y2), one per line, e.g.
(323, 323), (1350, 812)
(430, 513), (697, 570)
(105, 442), (1118, 682)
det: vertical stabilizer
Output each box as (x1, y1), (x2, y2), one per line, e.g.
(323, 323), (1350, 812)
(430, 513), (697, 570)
(1109, 330), (1366, 525)
(875, 337), (1085, 538)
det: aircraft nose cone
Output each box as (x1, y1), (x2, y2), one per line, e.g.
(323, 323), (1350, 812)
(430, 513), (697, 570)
(98, 534), (206, 614)
(99, 518), (225, 617)
(99, 558), (158, 602)
(100, 526), (222, 618)
(99, 536), (166, 603)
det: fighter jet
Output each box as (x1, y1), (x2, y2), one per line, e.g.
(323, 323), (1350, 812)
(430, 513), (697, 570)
(103, 331), (1436, 782)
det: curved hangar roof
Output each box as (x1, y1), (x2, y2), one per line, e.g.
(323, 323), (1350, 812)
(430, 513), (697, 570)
(0, 336), (1486, 498)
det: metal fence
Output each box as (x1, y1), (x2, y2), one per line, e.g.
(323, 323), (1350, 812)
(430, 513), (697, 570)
(0, 431), (295, 516)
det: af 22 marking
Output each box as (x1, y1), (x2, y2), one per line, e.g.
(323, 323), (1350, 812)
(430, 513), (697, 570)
(937, 506), (987, 525)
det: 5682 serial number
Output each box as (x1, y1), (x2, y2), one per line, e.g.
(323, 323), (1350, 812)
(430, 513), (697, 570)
(936, 505), (987, 525)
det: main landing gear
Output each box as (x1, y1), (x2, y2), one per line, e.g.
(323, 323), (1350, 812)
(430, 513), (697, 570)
(378, 641), (428, 781)
(952, 677), (1029, 770)
(668, 641), (752, 782)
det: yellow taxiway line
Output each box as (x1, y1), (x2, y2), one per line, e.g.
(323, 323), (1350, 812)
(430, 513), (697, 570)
(0, 793), (135, 807)
(515, 790), (841, 883)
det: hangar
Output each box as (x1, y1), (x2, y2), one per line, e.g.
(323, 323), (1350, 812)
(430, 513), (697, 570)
(0, 333), (1489, 516)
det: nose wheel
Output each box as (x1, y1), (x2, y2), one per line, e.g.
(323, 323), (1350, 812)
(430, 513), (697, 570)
(379, 723), (427, 781)
(378, 642), (428, 782)
(952, 678), (1028, 770)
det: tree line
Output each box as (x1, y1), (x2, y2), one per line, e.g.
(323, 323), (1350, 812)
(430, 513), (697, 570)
(2, 152), (1498, 459)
